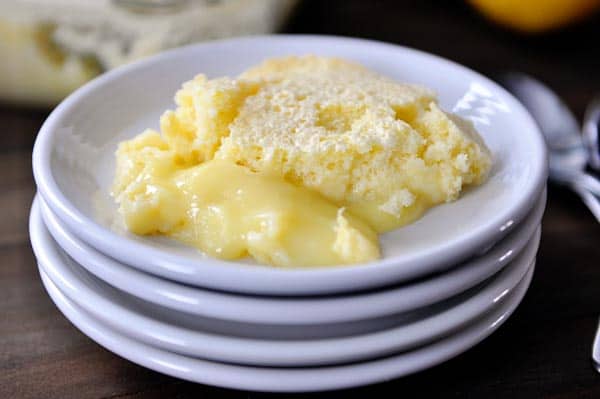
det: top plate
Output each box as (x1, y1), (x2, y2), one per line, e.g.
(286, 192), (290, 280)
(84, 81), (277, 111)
(32, 35), (547, 295)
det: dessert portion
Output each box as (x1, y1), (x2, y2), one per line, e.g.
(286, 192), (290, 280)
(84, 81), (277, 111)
(112, 56), (492, 267)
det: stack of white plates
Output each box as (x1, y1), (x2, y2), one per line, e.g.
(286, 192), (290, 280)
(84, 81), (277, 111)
(30, 36), (548, 392)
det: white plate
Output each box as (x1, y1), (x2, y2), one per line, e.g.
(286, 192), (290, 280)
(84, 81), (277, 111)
(35, 194), (543, 326)
(33, 200), (538, 365)
(39, 264), (534, 392)
(32, 35), (547, 295)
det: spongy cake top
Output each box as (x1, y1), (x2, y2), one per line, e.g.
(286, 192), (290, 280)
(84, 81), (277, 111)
(233, 57), (437, 154)
(152, 56), (491, 232)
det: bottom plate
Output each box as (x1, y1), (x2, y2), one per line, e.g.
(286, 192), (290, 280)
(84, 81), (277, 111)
(38, 263), (534, 393)
(36, 224), (539, 367)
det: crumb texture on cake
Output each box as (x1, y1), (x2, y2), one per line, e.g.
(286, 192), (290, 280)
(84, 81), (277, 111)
(112, 56), (492, 266)
(155, 56), (492, 231)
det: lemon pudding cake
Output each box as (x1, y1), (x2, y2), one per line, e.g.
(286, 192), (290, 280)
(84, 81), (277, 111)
(112, 56), (491, 267)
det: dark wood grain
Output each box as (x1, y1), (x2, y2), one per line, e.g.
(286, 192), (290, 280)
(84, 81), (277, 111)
(1, 1), (600, 397)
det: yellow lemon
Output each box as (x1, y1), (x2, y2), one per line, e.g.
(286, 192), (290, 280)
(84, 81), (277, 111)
(468, 0), (600, 33)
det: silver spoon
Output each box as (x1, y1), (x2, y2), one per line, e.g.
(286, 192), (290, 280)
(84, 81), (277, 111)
(583, 95), (600, 171)
(583, 96), (600, 373)
(501, 73), (600, 373)
(501, 73), (600, 220)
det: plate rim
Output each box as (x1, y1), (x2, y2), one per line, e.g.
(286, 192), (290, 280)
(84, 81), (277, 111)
(32, 196), (538, 366)
(35, 193), (543, 325)
(37, 262), (534, 392)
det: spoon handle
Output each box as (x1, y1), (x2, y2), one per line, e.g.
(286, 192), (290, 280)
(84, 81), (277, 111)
(583, 95), (600, 171)
(573, 172), (600, 198)
(593, 316), (600, 373)
(572, 183), (600, 222)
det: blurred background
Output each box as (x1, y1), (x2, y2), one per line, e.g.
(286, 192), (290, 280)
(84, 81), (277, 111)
(1, 0), (599, 110)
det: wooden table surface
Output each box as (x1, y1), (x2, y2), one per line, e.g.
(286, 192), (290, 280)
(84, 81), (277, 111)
(2, 1), (600, 397)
